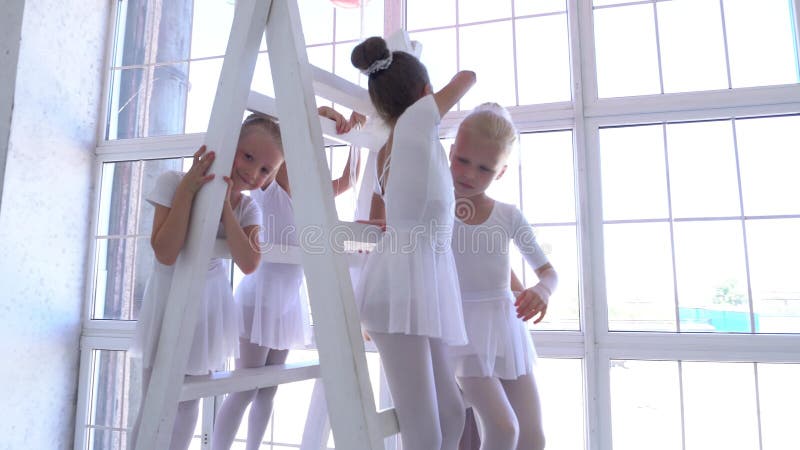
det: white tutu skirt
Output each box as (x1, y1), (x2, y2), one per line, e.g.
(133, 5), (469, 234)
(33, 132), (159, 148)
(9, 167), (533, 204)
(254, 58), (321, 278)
(235, 262), (310, 350)
(129, 261), (243, 375)
(355, 232), (467, 346)
(450, 289), (537, 379)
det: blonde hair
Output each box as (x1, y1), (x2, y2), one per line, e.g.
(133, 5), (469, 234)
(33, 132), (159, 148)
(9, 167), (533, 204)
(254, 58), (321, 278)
(460, 102), (517, 155)
(241, 112), (284, 154)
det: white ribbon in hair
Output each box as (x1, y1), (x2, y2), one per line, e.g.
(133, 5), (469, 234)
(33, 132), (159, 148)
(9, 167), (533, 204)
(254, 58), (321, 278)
(361, 53), (393, 76)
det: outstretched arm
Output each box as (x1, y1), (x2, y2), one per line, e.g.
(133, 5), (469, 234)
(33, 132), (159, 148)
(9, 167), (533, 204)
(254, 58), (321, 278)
(332, 148), (361, 196)
(433, 71), (476, 117)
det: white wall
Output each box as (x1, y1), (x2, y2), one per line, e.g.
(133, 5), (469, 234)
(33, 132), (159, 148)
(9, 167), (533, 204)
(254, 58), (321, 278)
(0, 0), (108, 448)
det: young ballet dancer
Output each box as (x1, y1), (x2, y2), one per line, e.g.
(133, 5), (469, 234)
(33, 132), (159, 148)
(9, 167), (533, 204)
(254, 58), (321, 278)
(351, 36), (475, 450)
(128, 115), (285, 450)
(449, 103), (558, 450)
(210, 108), (364, 450)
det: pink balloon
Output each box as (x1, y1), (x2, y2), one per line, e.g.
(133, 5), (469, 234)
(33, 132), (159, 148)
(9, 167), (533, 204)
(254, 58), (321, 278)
(330, 0), (362, 8)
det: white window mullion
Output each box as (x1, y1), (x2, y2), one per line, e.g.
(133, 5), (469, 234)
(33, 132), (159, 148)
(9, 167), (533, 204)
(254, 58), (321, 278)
(73, 341), (95, 450)
(730, 119), (759, 334)
(82, 159), (105, 324)
(570, 2), (602, 450)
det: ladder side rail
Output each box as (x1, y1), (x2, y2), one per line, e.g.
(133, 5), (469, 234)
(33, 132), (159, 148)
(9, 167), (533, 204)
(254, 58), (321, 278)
(247, 90), (387, 149)
(265, 1), (385, 448)
(133, 1), (271, 448)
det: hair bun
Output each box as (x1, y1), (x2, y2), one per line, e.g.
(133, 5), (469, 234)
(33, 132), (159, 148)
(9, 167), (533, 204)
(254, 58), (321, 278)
(351, 36), (391, 72)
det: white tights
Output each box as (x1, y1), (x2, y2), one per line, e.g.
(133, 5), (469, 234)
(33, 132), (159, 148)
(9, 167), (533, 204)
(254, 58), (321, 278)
(458, 373), (545, 450)
(370, 332), (465, 450)
(210, 340), (289, 450)
(129, 368), (200, 450)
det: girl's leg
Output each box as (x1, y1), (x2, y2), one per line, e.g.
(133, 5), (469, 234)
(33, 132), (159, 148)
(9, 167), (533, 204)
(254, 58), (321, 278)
(369, 332), (442, 450)
(429, 338), (467, 450)
(170, 399), (200, 450)
(458, 376), (518, 450)
(210, 339), (270, 450)
(245, 348), (289, 450)
(501, 373), (545, 450)
(459, 407), (482, 450)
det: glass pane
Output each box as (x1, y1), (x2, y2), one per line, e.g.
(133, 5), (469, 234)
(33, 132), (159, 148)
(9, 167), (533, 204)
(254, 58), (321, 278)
(682, 362), (759, 450)
(519, 131), (575, 223)
(107, 67), (146, 139)
(406, 0), (456, 30)
(666, 120), (740, 218)
(98, 161), (140, 237)
(334, 41), (363, 86)
(108, 63), (189, 139)
(515, 14), (571, 105)
(758, 363), (800, 450)
(657, 0), (728, 93)
(610, 360), (682, 450)
(409, 28), (458, 94)
(94, 238), (135, 320)
(298, 0), (335, 45)
(724, 0), (799, 88)
(736, 116), (800, 216)
(594, 4), (661, 97)
(113, 1), (192, 67)
(89, 350), (130, 429)
(459, 0), (512, 24)
(605, 223), (676, 332)
(191, 0), (235, 59)
(600, 125), (669, 221)
(674, 221), (750, 333)
(85, 350), (142, 449)
(746, 219), (800, 333)
(334, 0), (384, 42)
(459, 21), (516, 109)
(132, 236), (155, 321)
(515, 0), (565, 16)
(593, 0), (632, 6)
(186, 57), (223, 133)
(530, 225), (580, 331)
(536, 358), (585, 450)
(87, 428), (125, 450)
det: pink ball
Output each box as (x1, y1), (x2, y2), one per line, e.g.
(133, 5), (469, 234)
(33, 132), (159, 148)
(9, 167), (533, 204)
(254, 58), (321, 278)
(330, 0), (363, 8)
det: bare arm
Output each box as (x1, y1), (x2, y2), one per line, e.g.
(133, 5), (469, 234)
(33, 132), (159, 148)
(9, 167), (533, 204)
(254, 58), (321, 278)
(332, 148), (361, 196)
(432, 71), (476, 118)
(369, 193), (386, 222)
(221, 177), (261, 274)
(150, 146), (215, 265)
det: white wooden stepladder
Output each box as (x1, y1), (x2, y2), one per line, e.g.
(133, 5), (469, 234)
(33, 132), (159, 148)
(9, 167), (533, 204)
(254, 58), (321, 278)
(132, 1), (398, 449)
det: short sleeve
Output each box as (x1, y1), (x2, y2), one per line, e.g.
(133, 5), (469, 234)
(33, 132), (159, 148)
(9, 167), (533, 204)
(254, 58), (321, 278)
(393, 94), (440, 154)
(511, 206), (549, 270)
(146, 171), (183, 208)
(239, 195), (262, 228)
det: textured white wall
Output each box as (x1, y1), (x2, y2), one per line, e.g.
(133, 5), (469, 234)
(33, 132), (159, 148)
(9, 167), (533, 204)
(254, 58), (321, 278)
(0, 0), (108, 448)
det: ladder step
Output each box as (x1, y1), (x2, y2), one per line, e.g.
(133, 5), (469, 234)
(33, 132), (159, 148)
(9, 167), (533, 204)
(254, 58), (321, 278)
(377, 408), (400, 438)
(180, 360), (321, 401)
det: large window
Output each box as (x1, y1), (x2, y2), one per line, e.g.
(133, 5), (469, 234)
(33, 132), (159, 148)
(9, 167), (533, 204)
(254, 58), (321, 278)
(77, 1), (800, 449)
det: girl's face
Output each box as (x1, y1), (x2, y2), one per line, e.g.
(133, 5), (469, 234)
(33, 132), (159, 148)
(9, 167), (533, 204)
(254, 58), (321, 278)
(449, 125), (508, 198)
(231, 129), (284, 192)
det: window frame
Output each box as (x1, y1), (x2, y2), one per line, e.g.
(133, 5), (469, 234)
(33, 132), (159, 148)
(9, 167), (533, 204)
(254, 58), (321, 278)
(76, 1), (800, 450)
